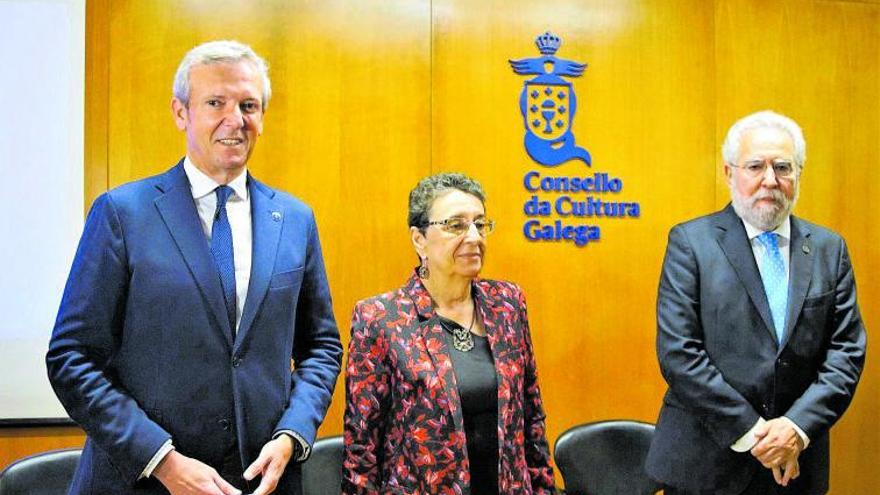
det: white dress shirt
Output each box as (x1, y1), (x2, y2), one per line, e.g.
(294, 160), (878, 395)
(185, 157), (252, 329)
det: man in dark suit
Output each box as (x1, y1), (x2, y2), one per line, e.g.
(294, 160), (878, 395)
(46, 40), (343, 495)
(645, 110), (866, 494)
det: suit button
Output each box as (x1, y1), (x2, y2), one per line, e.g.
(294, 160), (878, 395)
(218, 419), (231, 431)
(778, 359), (789, 368)
(232, 356), (242, 367)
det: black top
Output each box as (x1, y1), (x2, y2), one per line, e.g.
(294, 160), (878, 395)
(438, 316), (499, 495)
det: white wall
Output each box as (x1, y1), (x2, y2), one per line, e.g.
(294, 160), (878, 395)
(0, 0), (85, 421)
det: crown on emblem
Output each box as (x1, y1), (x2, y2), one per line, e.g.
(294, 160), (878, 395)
(535, 31), (561, 55)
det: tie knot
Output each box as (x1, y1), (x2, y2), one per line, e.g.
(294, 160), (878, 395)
(758, 231), (779, 251)
(215, 185), (233, 208)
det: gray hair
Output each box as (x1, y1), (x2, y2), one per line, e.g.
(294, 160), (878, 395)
(408, 173), (486, 230)
(721, 110), (806, 170)
(173, 40), (272, 109)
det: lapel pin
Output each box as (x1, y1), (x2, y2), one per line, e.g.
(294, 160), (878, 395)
(802, 243), (810, 254)
(271, 211), (282, 222)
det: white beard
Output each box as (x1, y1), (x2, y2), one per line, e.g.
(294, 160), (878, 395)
(730, 182), (798, 231)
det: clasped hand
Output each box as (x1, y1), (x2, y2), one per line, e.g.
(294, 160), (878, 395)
(750, 418), (805, 487)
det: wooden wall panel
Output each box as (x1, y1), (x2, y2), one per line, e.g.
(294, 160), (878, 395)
(3, 2), (877, 492)
(2, 0), (430, 469)
(432, 0), (717, 462)
(101, 0), (431, 438)
(0, 427), (86, 471)
(84, 0), (109, 211)
(716, 1), (880, 492)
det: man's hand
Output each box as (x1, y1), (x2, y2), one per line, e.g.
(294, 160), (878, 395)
(153, 450), (241, 495)
(772, 458), (800, 487)
(751, 418), (804, 486)
(243, 435), (295, 495)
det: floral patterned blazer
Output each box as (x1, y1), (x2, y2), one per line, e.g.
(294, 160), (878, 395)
(342, 273), (556, 495)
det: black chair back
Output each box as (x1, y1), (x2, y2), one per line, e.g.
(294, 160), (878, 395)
(301, 435), (344, 495)
(0, 448), (81, 495)
(554, 420), (661, 495)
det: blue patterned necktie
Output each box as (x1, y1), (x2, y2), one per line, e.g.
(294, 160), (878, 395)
(757, 232), (787, 343)
(211, 185), (236, 335)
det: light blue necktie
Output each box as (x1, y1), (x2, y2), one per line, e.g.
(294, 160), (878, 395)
(757, 232), (787, 343)
(211, 185), (236, 335)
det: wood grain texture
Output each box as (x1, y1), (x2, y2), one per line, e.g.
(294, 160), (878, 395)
(101, 0), (432, 439)
(716, 2), (879, 492)
(4, 2), (877, 493)
(0, 426), (85, 471)
(431, 0), (717, 465)
(83, 0), (109, 212)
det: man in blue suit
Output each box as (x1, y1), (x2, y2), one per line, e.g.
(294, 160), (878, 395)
(46, 40), (343, 495)
(645, 111), (866, 494)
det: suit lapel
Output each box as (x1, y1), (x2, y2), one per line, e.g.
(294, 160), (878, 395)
(781, 216), (813, 350)
(419, 317), (463, 419)
(472, 281), (515, 423)
(406, 274), (466, 436)
(154, 161), (233, 348)
(715, 205), (778, 343)
(235, 176), (283, 349)
(473, 282), (507, 351)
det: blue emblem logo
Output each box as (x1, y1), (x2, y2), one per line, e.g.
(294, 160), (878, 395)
(510, 32), (591, 166)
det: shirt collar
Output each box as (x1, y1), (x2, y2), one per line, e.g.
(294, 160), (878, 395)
(742, 215), (791, 242)
(183, 156), (249, 201)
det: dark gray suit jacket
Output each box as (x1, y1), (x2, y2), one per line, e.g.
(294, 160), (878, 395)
(645, 205), (866, 494)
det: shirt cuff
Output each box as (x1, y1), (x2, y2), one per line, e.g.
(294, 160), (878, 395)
(274, 430), (310, 461)
(731, 417), (766, 452)
(141, 439), (174, 479)
(781, 416), (810, 449)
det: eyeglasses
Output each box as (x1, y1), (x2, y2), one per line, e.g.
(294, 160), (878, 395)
(426, 217), (496, 236)
(730, 159), (797, 180)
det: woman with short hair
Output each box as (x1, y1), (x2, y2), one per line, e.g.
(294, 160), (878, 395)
(342, 172), (556, 495)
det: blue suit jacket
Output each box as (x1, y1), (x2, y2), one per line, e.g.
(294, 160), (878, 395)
(645, 205), (866, 494)
(46, 162), (343, 494)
